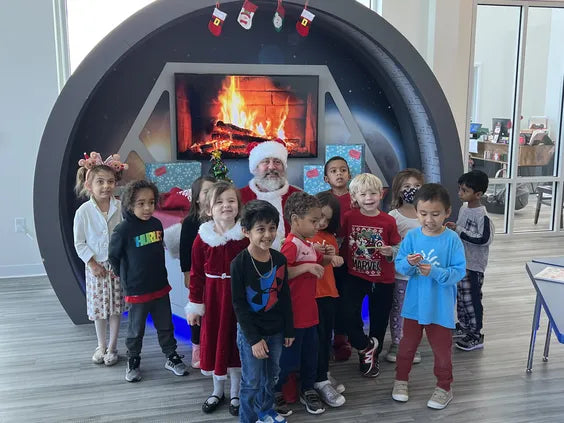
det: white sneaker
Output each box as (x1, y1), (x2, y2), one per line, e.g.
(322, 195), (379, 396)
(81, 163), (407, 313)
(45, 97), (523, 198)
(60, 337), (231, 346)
(92, 347), (105, 364)
(314, 381), (345, 407)
(392, 380), (409, 402)
(327, 372), (345, 394)
(104, 350), (118, 366)
(427, 387), (453, 410)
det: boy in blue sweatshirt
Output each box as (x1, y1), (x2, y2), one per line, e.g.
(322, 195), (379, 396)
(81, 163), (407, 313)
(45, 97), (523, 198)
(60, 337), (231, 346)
(392, 183), (466, 410)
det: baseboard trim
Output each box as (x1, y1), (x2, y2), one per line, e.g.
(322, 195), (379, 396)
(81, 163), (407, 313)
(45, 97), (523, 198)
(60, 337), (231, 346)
(0, 263), (47, 279)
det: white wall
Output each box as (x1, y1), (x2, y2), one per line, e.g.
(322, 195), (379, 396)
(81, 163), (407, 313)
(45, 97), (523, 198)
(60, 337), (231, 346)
(0, 0), (59, 277)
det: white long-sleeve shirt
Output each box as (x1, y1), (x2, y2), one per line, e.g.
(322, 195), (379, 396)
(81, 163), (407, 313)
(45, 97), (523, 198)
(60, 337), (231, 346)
(73, 197), (122, 264)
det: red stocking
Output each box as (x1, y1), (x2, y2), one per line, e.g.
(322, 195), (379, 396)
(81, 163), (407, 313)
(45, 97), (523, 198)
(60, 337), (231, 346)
(208, 6), (227, 37)
(296, 7), (315, 37)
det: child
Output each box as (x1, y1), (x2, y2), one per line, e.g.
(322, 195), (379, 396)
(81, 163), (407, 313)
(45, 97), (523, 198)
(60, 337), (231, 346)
(386, 168), (425, 363)
(323, 156), (353, 361)
(323, 156), (352, 225)
(108, 180), (189, 382)
(446, 170), (493, 351)
(179, 175), (216, 368)
(274, 191), (334, 416)
(186, 181), (249, 416)
(308, 191), (346, 407)
(73, 151), (127, 366)
(341, 173), (401, 378)
(392, 183), (466, 410)
(231, 200), (295, 423)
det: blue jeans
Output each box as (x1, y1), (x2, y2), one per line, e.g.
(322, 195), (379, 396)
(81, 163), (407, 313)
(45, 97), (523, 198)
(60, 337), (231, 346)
(275, 326), (318, 393)
(237, 325), (283, 423)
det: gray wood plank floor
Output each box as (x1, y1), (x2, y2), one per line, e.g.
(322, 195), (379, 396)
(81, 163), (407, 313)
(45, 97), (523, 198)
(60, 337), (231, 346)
(1, 234), (564, 422)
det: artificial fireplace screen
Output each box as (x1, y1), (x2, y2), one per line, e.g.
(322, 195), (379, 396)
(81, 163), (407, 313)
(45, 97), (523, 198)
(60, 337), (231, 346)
(175, 73), (318, 159)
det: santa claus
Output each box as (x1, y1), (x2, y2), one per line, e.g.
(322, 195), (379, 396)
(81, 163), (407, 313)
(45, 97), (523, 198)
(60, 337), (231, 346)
(239, 140), (301, 250)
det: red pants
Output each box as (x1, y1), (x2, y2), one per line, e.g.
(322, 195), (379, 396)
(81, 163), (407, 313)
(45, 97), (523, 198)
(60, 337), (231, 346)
(395, 318), (453, 391)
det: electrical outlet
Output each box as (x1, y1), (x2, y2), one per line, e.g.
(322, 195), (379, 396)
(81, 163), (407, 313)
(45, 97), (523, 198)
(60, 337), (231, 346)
(15, 217), (25, 233)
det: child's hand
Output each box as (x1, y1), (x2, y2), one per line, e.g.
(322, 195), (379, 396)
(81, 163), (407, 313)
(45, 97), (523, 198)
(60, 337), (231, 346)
(183, 273), (191, 289)
(378, 245), (394, 257)
(284, 337), (295, 348)
(418, 263), (432, 276)
(324, 244), (336, 256)
(252, 339), (269, 359)
(308, 263), (325, 278)
(407, 254), (423, 266)
(331, 255), (344, 267)
(445, 222), (457, 230)
(187, 313), (201, 326)
(88, 259), (107, 278)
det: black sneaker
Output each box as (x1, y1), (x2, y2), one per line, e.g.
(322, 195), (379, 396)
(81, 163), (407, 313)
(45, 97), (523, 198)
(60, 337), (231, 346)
(455, 334), (484, 351)
(358, 337), (380, 377)
(299, 389), (326, 415)
(125, 356), (142, 382)
(453, 323), (466, 339)
(274, 392), (293, 417)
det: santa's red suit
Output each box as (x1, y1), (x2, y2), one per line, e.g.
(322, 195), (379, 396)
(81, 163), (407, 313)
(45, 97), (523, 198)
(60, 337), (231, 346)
(186, 221), (249, 378)
(240, 180), (301, 250)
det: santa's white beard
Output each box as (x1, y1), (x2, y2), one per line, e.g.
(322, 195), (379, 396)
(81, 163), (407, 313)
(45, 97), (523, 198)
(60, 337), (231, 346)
(255, 175), (287, 192)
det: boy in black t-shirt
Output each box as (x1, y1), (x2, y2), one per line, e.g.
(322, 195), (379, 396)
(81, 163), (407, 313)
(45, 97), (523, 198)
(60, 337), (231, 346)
(231, 200), (295, 423)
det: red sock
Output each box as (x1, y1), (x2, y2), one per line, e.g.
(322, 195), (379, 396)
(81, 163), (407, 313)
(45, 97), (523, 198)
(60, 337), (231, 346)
(208, 7), (227, 37)
(296, 7), (315, 37)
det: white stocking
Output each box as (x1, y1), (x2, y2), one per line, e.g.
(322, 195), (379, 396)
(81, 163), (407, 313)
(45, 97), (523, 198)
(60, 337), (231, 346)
(108, 314), (121, 352)
(210, 374), (225, 403)
(229, 368), (241, 405)
(94, 319), (107, 350)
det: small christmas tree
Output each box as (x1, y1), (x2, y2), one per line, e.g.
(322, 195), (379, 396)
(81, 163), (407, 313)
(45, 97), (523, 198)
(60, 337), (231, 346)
(209, 149), (232, 183)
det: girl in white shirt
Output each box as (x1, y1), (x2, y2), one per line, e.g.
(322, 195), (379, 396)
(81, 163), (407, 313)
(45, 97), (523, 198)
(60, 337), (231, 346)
(386, 168), (425, 364)
(73, 152), (128, 366)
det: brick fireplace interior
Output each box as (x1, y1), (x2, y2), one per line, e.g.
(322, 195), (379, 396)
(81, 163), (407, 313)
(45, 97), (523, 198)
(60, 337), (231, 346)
(176, 74), (318, 159)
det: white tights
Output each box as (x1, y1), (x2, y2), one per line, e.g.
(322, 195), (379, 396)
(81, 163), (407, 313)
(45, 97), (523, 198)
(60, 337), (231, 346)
(94, 314), (121, 352)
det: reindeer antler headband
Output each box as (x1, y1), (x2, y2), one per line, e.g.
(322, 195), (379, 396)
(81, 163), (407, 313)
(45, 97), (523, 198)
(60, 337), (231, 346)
(78, 151), (128, 179)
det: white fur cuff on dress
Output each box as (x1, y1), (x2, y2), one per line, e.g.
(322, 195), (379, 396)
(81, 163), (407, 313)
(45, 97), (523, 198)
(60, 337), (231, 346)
(185, 301), (205, 317)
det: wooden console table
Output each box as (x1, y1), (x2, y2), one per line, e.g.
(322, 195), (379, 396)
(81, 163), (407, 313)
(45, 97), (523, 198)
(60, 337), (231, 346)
(471, 141), (554, 167)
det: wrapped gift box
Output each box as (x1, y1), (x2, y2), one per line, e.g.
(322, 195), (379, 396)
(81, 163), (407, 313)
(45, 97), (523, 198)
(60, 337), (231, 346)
(303, 165), (330, 195)
(145, 161), (202, 192)
(325, 144), (365, 177)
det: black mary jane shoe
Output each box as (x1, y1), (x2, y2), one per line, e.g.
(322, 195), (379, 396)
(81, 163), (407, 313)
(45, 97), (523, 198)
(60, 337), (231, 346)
(229, 397), (240, 416)
(202, 394), (225, 414)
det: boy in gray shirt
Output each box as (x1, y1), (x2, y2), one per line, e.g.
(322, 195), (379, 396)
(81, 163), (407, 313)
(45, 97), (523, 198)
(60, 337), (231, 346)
(446, 170), (493, 351)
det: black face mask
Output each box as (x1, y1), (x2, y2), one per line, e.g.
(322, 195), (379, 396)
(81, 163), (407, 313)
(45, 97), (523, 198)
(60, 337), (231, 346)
(401, 187), (419, 204)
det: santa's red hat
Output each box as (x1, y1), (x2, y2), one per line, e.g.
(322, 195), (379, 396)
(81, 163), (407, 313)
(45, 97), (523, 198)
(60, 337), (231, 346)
(247, 139), (288, 173)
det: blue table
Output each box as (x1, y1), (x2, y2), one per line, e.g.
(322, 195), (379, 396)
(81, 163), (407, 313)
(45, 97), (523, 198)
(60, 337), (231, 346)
(525, 257), (564, 372)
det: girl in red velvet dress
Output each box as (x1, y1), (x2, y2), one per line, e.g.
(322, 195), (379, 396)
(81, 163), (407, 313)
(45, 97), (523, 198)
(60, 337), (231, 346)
(186, 181), (249, 416)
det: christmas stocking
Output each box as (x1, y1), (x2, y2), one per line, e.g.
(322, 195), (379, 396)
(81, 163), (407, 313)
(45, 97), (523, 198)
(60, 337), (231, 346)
(296, 7), (315, 37)
(273, 1), (285, 32)
(208, 7), (227, 36)
(238, 0), (258, 30)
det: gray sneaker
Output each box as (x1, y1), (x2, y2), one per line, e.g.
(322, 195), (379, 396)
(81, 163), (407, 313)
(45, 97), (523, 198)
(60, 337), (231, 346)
(385, 343), (399, 362)
(125, 357), (142, 382)
(165, 352), (189, 376)
(314, 381), (345, 407)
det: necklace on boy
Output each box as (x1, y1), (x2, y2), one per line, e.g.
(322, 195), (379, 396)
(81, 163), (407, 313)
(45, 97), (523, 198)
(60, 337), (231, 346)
(249, 251), (274, 278)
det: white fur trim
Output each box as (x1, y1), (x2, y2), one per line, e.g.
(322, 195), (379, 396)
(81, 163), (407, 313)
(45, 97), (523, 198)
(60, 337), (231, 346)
(198, 221), (245, 247)
(248, 179), (288, 250)
(163, 223), (182, 259)
(185, 301), (205, 317)
(248, 141), (288, 173)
